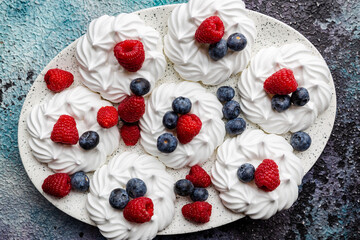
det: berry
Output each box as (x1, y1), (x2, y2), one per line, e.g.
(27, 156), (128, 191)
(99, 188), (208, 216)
(222, 100), (241, 120)
(123, 197), (154, 223)
(97, 106), (118, 128)
(44, 68), (74, 93)
(113, 40), (145, 72)
(172, 97), (192, 114)
(126, 178), (147, 198)
(190, 188), (209, 202)
(118, 95), (145, 123)
(264, 68), (298, 95)
(120, 124), (140, 146)
(130, 78), (151, 96)
(109, 188), (129, 209)
(208, 39), (228, 61)
(216, 86), (235, 102)
(42, 173), (71, 198)
(79, 131), (100, 150)
(237, 163), (255, 183)
(162, 111), (179, 129)
(186, 165), (211, 188)
(225, 118), (246, 135)
(227, 33), (247, 51)
(195, 16), (225, 44)
(271, 95), (291, 112)
(254, 159), (280, 192)
(182, 201), (212, 223)
(51, 115), (79, 145)
(177, 114), (202, 144)
(174, 179), (194, 196)
(70, 171), (90, 192)
(157, 133), (178, 153)
(291, 87), (310, 106)
(290, 131), (312, 151)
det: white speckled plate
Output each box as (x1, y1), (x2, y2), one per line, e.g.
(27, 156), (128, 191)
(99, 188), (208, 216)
(18, 4), (336, 236)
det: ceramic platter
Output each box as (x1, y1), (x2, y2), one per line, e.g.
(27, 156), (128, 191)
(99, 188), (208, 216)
(18, 4), (336, 235)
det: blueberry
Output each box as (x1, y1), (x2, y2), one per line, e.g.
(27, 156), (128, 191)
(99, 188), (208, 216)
(79, 131), (100, 150)
(291, 87), (310, 106)
(174, 179), (194, 196)
(70, 171), (90, 192)
(227, 33), (247, 51)
(271, 95), (291, 112)
(217, 86), (235, 102)
(237, 163), (255, 183)
(290, 131), (312, 151)
(109, 188), (129, 209)
(190, 187), (209, 202)
(157, 133), (178, 153)
(209, 39), (228, 61)
(222, 100), (241, 120)
(172, 97), (192, 114)
(226, 118), (246, 135)
(163, 111), (179, 129)
(130, 78), (151, 96)
(126, 178), (147, 198)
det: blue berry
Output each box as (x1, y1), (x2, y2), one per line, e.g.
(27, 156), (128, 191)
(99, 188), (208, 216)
(217, 86), (235, 102)
(109, 188), (129, 209)
(79, 131), (99, 150)
(157, 133), (178, 153)
(172, 97), (192, 114)
(291, 87), (310, 106)
(163, 111), (179, 129)
(130, 78), (150, 96)
(290, 131), (312, 151)
(226, 118), (246, 135)
(209, 39), (228, 61)
(174, 179), (194, 196)
(126, 178), (147, 198)
(237, 163), (255, 183)
(227, 33), (247, 51)
(271, 95), (291, 112)
(70, 171), (90, 192)
(222, 100), (241, 120)
(190, 187), (209, 202)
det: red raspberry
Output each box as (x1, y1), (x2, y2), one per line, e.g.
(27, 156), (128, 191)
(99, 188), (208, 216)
(176, 114), (202, 144)
(51, 115), (79, 145)
(254, 159), (280, 192)
(44, 68), (74, 92)
(182, 201), (212, 223)
(120, 124), (140, 146)
(118, 96), (145, 123)
(97, 106), (118, 128)
(113, 40), (145, 72)
(123, 197), (154, 223)
(195, 16), (225, 44)
(263, 68), (298, 95)
(186, 165), (211, 188)
(42, 173), (71, 198)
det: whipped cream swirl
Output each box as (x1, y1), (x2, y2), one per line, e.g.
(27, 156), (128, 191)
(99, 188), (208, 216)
(87, 152), (175, 240)
(211, 129), (304, 219)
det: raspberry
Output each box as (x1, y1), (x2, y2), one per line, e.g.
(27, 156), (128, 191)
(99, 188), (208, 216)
(186, 165), (211, 188)
(254, 159), (280, 192)
(44, 68), (74, 92)
(176, 114), (202, 144)
(42, 173), (71, 198)
(123, 197), (154, 223)
(51, 115), (79, 145)
(263, 68), (298, 95)
(118, 96), (145, 123)
(120, 124), (140, 146)
(195, 16), (225, 44)
(113, 40), (145, 72)
(182, 201), (212, 223)
(97, 106), (118, 128)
